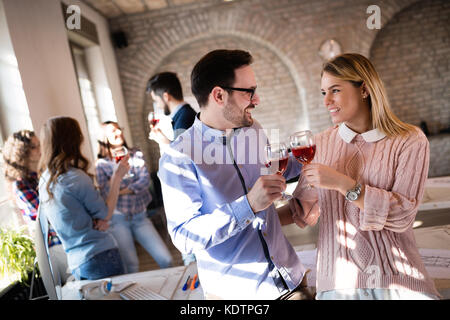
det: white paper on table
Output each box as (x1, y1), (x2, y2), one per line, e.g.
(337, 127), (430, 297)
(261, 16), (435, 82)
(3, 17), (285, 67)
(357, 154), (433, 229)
(419, 248), (450, 279)
(296, 249), (317, 287)
(296, 247), (450, 287)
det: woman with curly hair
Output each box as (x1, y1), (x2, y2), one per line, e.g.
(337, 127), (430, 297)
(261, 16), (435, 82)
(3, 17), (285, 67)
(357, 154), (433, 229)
(2, 129), (70, 281)
(3, 130), (41, 222)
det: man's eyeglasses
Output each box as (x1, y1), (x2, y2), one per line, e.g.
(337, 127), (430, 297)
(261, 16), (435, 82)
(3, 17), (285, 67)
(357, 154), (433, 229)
(221, 86), (257, 101)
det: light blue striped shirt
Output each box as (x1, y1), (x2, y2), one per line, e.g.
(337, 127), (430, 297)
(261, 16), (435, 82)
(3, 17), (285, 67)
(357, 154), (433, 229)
(158, 116), (307, 299)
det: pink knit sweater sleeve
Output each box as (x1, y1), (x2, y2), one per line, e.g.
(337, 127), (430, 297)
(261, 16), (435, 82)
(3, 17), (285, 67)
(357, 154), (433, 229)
(289, 173), (320, 228)
(361, 130), (430, 233)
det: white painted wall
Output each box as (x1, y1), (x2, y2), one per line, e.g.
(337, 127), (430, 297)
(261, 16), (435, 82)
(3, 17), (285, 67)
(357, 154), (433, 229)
(1, 0), (132, 170)
(2, 0), (95, 168)
(63, 0), (132, 145)
(0, 0), (33, 137)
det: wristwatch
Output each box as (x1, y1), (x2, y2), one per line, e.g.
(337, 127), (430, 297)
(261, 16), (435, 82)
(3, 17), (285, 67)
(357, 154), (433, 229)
(345, 182), (362, 201)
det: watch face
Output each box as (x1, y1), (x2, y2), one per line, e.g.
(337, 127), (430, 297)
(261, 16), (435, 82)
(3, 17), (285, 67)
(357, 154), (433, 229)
(347, 192), (358, 201)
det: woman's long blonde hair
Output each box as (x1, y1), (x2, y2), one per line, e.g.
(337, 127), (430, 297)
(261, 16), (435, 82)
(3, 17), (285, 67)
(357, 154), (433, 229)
(38, 116), (91, 199)
(322, 53), (415, 137)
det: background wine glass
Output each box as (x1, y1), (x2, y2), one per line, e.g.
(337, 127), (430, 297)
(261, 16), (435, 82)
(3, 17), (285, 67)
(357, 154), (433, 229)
(289, 130), (316, 188)
(111, 146), (133, 179)
(148, 112), (160, 128)
(264, 142), (292, 200)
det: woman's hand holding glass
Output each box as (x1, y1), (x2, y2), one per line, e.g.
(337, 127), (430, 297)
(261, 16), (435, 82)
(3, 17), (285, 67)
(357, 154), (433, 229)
(111, 147), (133, 179)
(302, 163), (356, 195)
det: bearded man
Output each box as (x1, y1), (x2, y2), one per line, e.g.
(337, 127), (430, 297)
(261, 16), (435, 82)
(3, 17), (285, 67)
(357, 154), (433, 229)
(158, 49), (312, 300)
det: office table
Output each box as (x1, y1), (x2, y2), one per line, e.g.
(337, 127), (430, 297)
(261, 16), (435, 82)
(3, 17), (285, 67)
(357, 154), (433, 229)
(61, 261), (204, 300)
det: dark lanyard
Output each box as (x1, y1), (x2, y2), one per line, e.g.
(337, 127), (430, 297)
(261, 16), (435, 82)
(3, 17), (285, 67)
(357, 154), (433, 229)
(223, 133), (288, 294)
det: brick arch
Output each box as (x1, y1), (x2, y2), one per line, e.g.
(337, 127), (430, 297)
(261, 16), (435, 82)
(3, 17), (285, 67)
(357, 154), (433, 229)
(362, 0), (423, 58)
(132, 32), (308, 171)
(140, 29), (310, 120)
(369, 0), (449, 126)
(116, 10), (311, 167)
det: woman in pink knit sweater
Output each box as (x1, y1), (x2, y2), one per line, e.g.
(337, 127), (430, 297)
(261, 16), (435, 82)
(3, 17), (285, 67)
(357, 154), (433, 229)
(284, 53), (441, 300)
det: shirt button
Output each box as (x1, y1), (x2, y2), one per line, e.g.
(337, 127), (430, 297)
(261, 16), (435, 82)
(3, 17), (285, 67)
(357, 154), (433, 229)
(238, 164), (243, 169)
(263, 232), (268, 237)
(246, 220), (250, 224)
(270, 256), (274, 260)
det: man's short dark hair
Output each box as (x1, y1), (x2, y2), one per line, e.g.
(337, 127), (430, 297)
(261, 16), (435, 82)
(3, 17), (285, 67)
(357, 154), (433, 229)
(147, 72), (183, 101)
(191, 49), (253, 107)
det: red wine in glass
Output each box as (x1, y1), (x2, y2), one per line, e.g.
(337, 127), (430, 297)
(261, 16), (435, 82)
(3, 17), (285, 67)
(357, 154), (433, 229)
(265, 157), (288, 174)
(148, 112), (159, 127)
(292, 145), (316, 164)
(114, 155), (125, 163)
(289, 130), (315, 189)
(276, 157), (289, 174)
(265, 143), (292, 200)
(111, 146), (133, 179)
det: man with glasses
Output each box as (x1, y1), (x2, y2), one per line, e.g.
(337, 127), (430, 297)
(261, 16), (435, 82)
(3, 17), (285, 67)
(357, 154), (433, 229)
(158, 49), (313, 300)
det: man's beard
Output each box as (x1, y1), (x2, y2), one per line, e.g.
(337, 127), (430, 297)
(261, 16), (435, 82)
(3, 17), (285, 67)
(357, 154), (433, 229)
(163, 104), (170, 116)
(223, 99), (254, 128)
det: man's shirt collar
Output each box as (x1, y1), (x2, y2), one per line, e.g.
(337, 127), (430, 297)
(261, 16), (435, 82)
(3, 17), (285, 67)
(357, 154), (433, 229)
(169, 103), (186, 120)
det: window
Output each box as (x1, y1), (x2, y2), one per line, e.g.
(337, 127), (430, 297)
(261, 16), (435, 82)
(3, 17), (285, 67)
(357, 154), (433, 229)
(0, 5), (32, 230)
(70, 42), (103, 158)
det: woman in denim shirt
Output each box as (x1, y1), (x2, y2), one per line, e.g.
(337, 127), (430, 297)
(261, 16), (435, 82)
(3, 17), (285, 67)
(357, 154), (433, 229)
(38, 117), (130, 280)
(96, 121), (172, 273)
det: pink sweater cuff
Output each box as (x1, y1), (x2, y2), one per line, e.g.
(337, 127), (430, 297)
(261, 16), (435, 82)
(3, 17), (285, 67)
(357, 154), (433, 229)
(361, 185), (389, 231)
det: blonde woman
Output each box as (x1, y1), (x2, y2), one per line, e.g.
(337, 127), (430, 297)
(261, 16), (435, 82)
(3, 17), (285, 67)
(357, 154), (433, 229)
(281, 53), (441, 300)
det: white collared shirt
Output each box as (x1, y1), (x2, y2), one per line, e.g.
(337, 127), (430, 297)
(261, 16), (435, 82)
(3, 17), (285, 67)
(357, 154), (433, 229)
(338, 123), (386, 143)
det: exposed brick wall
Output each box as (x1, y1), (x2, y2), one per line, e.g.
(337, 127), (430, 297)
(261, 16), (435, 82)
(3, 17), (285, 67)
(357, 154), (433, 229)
(109, 0), (448, 176)
(144, 35), (302, 171)
(371, 0), (450, 133)
(428, 134), (450, 178)
(370, 0), (450, 177)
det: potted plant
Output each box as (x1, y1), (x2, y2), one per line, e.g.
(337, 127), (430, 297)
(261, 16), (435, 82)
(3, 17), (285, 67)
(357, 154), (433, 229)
(0, 226), (46, 300)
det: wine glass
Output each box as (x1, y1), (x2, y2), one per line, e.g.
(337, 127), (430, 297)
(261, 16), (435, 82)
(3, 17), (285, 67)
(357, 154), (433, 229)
(111, 146), (133, 179)
(264, 142), (292, 200)
(148, 112), (160, 128)
(289, 130), (316, 188)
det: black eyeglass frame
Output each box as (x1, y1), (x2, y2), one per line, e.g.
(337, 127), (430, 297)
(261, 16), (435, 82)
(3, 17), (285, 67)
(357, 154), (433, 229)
(220, 86), (257, 101)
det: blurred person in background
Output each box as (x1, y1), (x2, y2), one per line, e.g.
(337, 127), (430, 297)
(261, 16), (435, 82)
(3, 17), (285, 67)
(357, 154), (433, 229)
(2, 130), (69, 282)
(96, 121), (173, 273)
(38, 117), (129, 280)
